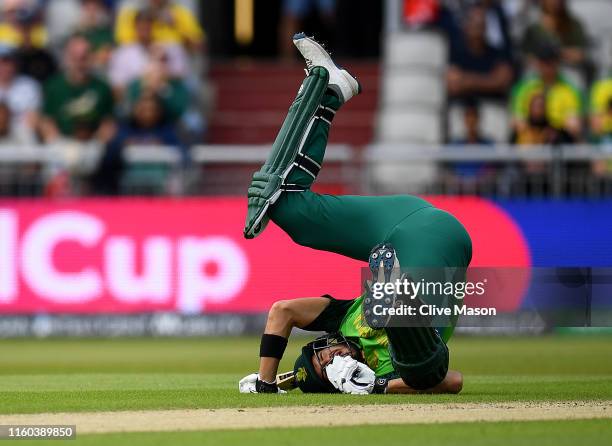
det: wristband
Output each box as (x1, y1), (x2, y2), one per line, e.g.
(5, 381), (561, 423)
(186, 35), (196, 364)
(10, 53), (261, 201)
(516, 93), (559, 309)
(259, 333), (288, 359)
(372, 377), (389, 394)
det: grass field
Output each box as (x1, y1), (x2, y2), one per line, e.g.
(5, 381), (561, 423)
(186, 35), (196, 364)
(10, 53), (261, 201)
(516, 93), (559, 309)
(0, 335), (611, 445)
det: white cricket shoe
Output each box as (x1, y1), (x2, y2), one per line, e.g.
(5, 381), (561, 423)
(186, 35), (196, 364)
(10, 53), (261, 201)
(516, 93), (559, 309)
(292, 33), (361, 104)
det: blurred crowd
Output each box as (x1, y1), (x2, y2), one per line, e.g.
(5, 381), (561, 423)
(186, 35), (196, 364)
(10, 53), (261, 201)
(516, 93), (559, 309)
(2, 0), (612, 197)
(0, 0), (206, 194)
(406, 0), (612, 193)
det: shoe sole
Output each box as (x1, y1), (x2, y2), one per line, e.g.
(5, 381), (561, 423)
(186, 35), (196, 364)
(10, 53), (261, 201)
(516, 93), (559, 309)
(363, 244), (398, 329)
(292, 33), (362, 97)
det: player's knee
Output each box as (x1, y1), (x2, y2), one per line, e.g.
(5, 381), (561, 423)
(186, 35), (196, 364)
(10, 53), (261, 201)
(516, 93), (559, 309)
(269, 195), (316, 248)
(391, 343), (449, 391)
(268, 300), (293, 322)
(399, 368), (447, 391)
(445, 371), (463, 394)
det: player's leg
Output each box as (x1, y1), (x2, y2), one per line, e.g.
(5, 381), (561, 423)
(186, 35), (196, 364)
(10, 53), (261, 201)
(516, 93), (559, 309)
(243, 65), (332, 238)
(244, 35), (429, 259)
(380, 209), (472, 390)
(244, 34), (360, 239)
(388, 206), (472, 339)
(270, 191), (432, 261)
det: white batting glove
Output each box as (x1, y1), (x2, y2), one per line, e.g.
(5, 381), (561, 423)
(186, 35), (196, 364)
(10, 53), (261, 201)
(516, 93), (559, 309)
(325, 356), (376, 394)
(238, 373), (287, 394)
(239, 373), (259, 393)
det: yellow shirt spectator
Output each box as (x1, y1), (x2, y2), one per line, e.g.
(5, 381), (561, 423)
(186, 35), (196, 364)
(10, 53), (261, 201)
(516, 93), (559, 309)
(0, 23), (47, 48)
(115, 4), (204, 47)
(590, 78), (612, 135)
(511, 75), (583, 131)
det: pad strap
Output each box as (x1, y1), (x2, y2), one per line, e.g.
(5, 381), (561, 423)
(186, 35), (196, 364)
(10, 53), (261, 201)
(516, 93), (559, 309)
(292, 153), (321, 179)
(315, 105), (336, 125)
(285, 105), (335, 181)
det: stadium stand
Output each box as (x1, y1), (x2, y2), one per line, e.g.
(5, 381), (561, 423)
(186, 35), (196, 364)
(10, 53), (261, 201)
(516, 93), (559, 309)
(207, 62), (379, 146)
(373, 31), (447, 192)
(1, 0), (612, 198)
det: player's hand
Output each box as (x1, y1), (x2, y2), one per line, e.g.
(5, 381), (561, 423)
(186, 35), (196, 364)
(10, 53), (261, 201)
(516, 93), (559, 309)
(325, 356), (376, 394)
(239, 373), (259, 393)
(238, 373), (287, 394)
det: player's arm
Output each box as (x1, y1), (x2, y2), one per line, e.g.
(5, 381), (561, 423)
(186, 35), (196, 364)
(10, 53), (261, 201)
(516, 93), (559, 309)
(239, 297), (330, 392)
(257, 297), (330, 383)
(386, 370), (463, 394)
(453, 63), (513, 95)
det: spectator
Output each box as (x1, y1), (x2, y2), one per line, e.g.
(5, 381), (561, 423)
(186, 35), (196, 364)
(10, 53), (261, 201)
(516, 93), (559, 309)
(0, 102), (15, 143)
(511, 42), (583, 140)
(522, 0), (588, 68)
(446, 3), (513, 101)
(454, 100), (494, 146)
(115, 0), (204, 52)
(75, 0), (115, 72)
(439, 0), (514, 60)
(14, 41), (57, 83)
(589, 77), (612, 180)
(446, 100), (495, 184)
(123, 49), (190, 125)
(480, 0), (514, 60)
(116, 93), (180, 145)
(39, 34), (115, 144)
(108, 9), (188, 97)
(0, 44), (40, 143)
(511, 92), (574, 145)
(589, 77), (612, 142)
(510, 92), (574, 188)
(0, 0), (57, 83)
(96, 93), (184, 195)
(0, 101), (43, 195)
(279, 0), (336, 59)
(0, 0), (47, 49)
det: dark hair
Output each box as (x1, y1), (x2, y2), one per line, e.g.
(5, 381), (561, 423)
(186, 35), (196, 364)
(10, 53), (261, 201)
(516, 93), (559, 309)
(541, 0), (573, 36)
(130, 93), (166, 128)
(534, 40), (561, 62)
(135, 8), (155, 23)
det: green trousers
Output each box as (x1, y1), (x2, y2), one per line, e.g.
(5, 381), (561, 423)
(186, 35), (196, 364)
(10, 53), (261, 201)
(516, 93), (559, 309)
(270, 191), (472, 269)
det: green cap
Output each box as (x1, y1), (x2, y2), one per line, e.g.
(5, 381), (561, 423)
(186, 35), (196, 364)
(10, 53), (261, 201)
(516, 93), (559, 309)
(293, 344), (338, 393)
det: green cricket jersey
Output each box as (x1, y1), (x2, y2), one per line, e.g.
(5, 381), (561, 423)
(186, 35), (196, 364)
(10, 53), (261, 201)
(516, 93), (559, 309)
(338, 297), (396, 377)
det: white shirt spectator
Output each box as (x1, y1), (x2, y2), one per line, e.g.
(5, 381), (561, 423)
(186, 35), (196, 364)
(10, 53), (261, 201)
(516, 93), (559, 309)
(0, 75), (41, 118)
(0, 75), (41, 143)
(108, 43), (189, 90)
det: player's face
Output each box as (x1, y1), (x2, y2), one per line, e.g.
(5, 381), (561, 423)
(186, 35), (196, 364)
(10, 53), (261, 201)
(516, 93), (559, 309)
(311, 344), (355, 380)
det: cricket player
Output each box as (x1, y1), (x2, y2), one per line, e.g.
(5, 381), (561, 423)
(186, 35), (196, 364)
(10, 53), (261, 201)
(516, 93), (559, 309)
(239, 34), (471, 394)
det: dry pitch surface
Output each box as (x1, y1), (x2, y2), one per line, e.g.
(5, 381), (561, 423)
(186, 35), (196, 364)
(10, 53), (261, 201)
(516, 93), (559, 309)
(0, 401), (610, 434)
